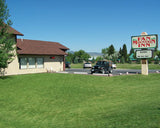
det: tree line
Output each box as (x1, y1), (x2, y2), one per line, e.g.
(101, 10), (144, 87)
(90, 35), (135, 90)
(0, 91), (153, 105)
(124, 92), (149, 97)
(101, 44), (128, 63)
(101, 44), (160, 64)
(66, 50), (91, 63)
(66, 43), (160, 64)
(66, 44), (128, 64)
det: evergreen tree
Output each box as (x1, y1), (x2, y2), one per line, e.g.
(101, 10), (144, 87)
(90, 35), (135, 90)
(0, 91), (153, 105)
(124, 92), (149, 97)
(118, 47), (122, 59)
(129, 48), (134, 55)
(101, 44), (115, 60)
(120, 56), (125, 64)
(154, 57), (159, 64)
(91, 57), (95, 63)
(108, 44), (115, 56)
(157, 50), (160, 58)
(0, 0), (16, 76)
(122, 44), (128, 62)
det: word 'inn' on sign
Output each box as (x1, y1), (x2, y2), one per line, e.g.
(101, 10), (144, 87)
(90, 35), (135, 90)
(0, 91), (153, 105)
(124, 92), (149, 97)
(131, 35), (158, 49)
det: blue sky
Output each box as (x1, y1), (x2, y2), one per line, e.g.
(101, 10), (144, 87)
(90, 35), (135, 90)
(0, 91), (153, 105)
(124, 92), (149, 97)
(7, 0), (160, 52)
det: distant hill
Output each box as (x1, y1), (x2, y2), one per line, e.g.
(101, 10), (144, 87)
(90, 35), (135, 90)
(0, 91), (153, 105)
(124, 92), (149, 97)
(67, 50), (74, 54)
(87, 52), (103, 57)
(67, 51), (103, 59)
(87, 52), (103, 60)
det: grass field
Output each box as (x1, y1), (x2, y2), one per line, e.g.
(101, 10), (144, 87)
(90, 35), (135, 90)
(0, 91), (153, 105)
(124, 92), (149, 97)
(0, 73), (160, 128)
(71, 63), (160, 69)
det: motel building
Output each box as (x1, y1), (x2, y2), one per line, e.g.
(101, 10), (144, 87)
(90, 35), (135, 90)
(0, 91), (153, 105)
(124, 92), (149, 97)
(1, 26), (69, 75)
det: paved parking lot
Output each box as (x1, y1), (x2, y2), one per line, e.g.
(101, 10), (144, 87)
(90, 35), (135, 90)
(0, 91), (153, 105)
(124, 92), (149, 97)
(64, 68), (160, 76)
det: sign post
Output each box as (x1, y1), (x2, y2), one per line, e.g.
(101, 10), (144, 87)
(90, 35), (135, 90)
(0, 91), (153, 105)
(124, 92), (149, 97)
(141, 32), (148, 75)
(141, 59), (148, 75)
(131, 32), (158, 75)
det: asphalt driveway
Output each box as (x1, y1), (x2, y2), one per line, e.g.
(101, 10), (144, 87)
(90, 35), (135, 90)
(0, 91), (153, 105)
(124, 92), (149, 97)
(65, 68), (160, 76)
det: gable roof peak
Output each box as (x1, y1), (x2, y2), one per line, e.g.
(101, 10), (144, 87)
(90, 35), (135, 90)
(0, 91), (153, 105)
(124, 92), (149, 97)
(0, 24), (24, 36)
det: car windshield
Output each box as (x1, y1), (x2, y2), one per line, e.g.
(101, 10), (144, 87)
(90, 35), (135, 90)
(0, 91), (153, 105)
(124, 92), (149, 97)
(96, 61), (104, 65)
(96, 61), (110, 65)
(96, 61), (101, 65)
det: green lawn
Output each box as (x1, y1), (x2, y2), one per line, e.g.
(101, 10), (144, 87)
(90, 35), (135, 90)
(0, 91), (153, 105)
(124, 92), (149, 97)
(0, 73), (160, 128)
(71, 63), (160, 69)
(71, 63), (84, 68)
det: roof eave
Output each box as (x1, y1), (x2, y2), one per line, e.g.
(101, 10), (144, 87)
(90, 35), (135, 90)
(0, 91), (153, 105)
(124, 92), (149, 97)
(17, 53), (67, 56)
(15, 33), (24, 36)
(13, 34), (24, 36)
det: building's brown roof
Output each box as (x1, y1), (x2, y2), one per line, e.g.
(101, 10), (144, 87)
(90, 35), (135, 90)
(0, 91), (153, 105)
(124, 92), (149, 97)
(0, 25), (24, 36)
(17, 39), (69, 55)
(8, 26), (24, 36)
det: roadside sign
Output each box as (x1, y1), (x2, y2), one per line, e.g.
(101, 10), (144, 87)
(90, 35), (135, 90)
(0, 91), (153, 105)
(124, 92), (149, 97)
(136, 50), (152, 59)
(131, 32), (158, 75)
(131, 34), (158, 49)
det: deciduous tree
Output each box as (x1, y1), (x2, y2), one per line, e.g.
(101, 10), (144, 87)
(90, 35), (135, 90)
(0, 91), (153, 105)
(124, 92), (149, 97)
(95, 56), (103, 61)
(67, 50), (91, 63)
(101, 48), (108, 59)
(65, 52), (74, 63)
(0, 0), (16, 76)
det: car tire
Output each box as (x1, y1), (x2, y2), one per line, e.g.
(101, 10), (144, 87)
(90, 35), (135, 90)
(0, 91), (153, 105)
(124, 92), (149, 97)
(109, 69), (112, 73)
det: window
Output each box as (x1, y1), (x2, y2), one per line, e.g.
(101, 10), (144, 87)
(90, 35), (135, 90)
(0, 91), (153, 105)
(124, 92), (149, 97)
(28, 58), (36, 69)
(37, 58), (44, 68)
(20, 58), (27, 69)
(19, 57), (44, 69)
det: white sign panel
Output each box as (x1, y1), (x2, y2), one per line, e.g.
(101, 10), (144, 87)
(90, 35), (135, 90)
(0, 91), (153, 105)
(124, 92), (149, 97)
(131, 35), (158, 49)
(136, 50), (152, 58)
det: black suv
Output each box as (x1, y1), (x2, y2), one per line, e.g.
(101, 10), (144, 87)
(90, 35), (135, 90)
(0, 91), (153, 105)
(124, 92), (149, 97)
(91, 60), (113, 74)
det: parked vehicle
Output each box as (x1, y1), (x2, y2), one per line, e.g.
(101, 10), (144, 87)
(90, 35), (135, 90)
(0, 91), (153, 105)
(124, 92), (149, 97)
(65, 62), (71, 68)
(83, 62), (92, 69)
(91, 60), (113, 74)
(112, 63), (117, 69)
